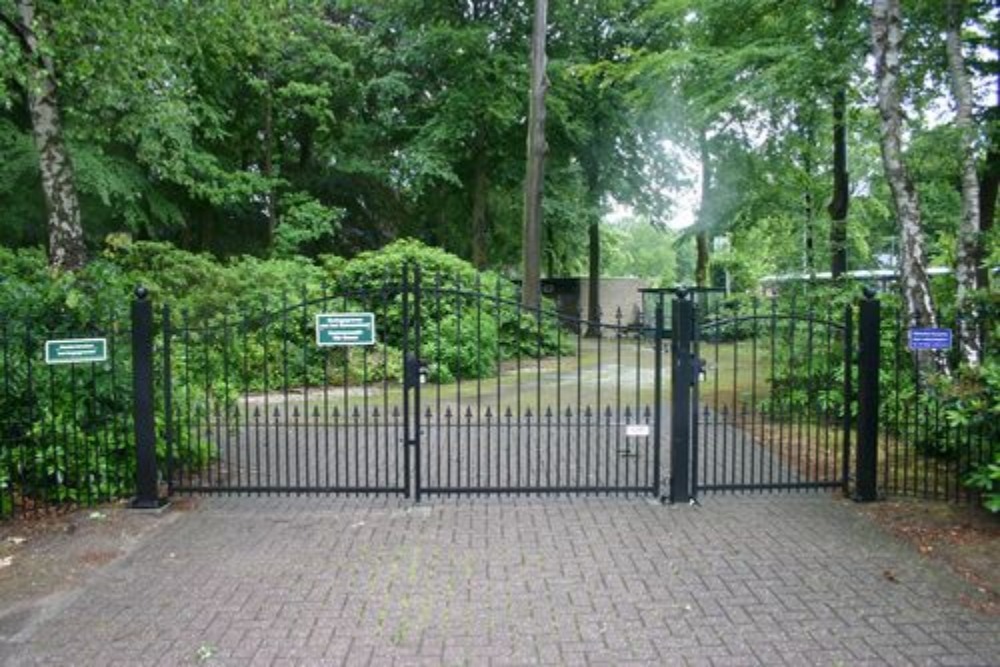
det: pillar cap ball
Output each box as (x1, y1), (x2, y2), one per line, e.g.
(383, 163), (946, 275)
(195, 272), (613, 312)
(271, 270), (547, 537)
(135, 286), (149, 300)
(862, 285), (877, 300)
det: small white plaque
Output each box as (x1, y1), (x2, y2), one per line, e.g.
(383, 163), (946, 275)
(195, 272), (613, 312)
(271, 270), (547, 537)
(625, 424), (650, 438)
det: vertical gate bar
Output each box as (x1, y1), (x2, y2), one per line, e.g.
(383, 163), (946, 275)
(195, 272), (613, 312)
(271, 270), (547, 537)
(536, 306), (543, 491)
(893, 304), (902, 494)
(131, 287), (160, 509)
(751, 299), (759, 487)
(733, 306), (740, 489)
(691, 299), (701, 495)
(92, 323), (110, 503)
(596, 308), (602, 490)
(494, 278), (502, 489)
(223, 313), (233, 495)
(436, 273), (444, 491)
(241, 313), (250, 493)
(669, 291), (692, 503)
(1, 322), (12, 517)
(363, 338), (370, 493)
(807, 304), (816, 485)
(575, 305), (583, 489)
(854, 287), (880, 502)
(378, 278), (388, 491)
(635, 310), (644, 490)
(163, 304), (174, 496)
(653, 300), (664, 497)
(413, 265), (422, 502)
(476, 274), (483, 491)
(790, 298), (801, 490)
(457, 274), (465, 490)
(615, 308), (623, 492)
(281, 296), (291, 492)
(260, 300), (270, 493)
(823, 315), (832, 483)
(301, 287), (310, 492)
(92, 325), (109, 503)
(556, 312), (563, 489)
(323, 282), (331, 490)
(402, 265), (411, 497)
(842, 305), (853, 493)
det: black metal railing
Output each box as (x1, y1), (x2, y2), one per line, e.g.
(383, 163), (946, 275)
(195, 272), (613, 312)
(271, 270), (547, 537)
(3, 275), (992, 519)
(876, 298), (998, 503)
(0, 317), (134, 519)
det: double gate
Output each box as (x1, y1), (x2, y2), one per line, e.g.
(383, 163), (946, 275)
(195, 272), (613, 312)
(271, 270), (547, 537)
(135, 274), (862, 505)
(159, 267), (663, 500)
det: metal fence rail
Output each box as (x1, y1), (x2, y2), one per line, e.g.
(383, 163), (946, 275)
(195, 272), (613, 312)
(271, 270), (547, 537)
(0, 318), (134, 519)
(1, 276), (994, 518)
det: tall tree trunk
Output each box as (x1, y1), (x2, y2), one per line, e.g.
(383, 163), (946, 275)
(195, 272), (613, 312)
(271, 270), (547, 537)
(586, 204), (601, 336)
(827, 0), (850, 279)
(471, 149), (489, 270)
(695, 233), (710, 288)
(871, 0), (948, 376)
(262, 75), (278, 247)
(978, 74), (998, 291)
(945, 0), (983, 368)
(802, 112), (816, 282)
(695, 130), (711, 288)
(7, 1), (86, 271)
(828, 91), (850, 278)
(521, 0), (548, 310)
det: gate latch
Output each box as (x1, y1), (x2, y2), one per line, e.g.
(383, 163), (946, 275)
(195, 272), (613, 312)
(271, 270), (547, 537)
(404, 353), (428, 387)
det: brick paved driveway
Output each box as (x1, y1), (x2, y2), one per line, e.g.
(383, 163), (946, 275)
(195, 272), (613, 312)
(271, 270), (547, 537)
(1, 495), (997, 666)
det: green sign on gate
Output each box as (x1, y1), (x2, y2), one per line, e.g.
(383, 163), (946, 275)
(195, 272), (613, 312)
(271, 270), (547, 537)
(45, 338), (108, 365)
(316, 313), (376, 346)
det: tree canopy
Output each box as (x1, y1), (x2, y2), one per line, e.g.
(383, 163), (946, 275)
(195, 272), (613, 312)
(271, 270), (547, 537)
(0, 1), (996, 347)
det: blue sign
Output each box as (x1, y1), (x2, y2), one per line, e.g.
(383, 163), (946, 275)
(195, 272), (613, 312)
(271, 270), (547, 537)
(908, 328), (952, 351)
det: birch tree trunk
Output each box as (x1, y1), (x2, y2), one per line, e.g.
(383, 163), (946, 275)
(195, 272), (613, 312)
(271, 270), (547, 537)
(9, 0), (86, 271)
(944, 0), (983, 368)
(521, 0), (548, 310)
(871, 0), (948, 375)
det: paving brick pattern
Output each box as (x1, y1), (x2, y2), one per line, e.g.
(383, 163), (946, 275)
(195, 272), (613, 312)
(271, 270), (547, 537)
(2, 494), (997, 666)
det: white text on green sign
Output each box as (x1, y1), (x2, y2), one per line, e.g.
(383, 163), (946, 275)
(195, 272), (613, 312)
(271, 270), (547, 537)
(316, 313), (376, 346)
(45, 338), (108, 365)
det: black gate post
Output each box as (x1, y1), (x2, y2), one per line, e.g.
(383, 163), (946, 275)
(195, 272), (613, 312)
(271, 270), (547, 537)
(669, 289), (693, 504)
(854, 287), (880, 502)
(131, 286), (162, 509)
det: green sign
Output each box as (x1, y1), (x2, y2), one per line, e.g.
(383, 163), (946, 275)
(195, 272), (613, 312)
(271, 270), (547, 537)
(316, 313), (376, 347)
(45, 338), (108, 365)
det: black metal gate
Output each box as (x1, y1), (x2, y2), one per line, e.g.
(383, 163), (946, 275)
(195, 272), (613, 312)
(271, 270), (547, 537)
(163, 267), (664, 499)
(666, 290), (853, 499)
